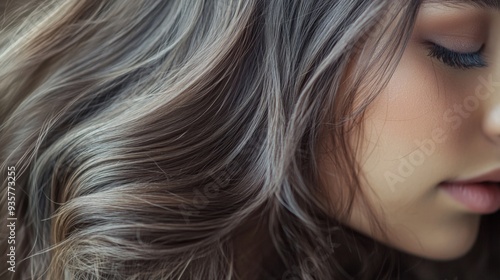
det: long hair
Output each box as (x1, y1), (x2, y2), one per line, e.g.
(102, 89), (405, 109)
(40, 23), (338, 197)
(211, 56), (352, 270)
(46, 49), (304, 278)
(0, 0), (497, 279)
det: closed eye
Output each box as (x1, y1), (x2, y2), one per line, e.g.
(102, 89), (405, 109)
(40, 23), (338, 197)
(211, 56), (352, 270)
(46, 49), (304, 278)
(425, 42), (488, 70)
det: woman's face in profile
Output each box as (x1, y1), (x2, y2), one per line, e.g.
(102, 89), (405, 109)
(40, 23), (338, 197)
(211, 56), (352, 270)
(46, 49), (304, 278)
(322, 0), (500, 260)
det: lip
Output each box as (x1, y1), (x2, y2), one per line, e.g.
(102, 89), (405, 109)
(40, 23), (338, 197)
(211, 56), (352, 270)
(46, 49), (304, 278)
(439, 169), (500, 214)
(445, 168), (500, 184)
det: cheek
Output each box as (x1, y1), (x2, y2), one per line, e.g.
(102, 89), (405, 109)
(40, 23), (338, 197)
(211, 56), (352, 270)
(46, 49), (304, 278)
(358, 43), (479, 185)
(347, 49), (450, 228)
(365, 48), (448, 155)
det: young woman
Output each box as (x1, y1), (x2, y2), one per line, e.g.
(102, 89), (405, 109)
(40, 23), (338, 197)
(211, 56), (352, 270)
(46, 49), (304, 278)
(0, 0), (499, 279)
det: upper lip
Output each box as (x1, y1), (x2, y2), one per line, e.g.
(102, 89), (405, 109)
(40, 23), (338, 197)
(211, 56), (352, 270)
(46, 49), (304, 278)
(445, 168), (500, 184)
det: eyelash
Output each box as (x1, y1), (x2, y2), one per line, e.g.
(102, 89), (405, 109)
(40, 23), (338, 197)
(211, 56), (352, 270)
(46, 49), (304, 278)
(426, 42), (488, 70)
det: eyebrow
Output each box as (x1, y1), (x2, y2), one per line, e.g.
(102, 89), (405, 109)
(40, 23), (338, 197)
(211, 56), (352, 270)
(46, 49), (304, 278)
(423, 0), (500, 10)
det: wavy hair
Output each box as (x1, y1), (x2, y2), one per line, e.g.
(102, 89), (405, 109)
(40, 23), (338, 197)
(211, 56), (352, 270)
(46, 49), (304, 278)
(0, 0), (498, 279)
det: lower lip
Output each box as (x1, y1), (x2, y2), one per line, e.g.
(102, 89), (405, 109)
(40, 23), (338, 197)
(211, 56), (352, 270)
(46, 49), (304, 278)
(439, 182), (500, 214)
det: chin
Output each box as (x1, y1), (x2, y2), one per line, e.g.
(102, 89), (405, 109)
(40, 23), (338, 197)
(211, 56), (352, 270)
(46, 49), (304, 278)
(400, 215), (481, 261)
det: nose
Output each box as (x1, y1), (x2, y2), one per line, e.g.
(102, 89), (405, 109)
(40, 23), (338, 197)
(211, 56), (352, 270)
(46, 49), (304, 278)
(484, 105), (500, 137)
(482, 75), (500, 142)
